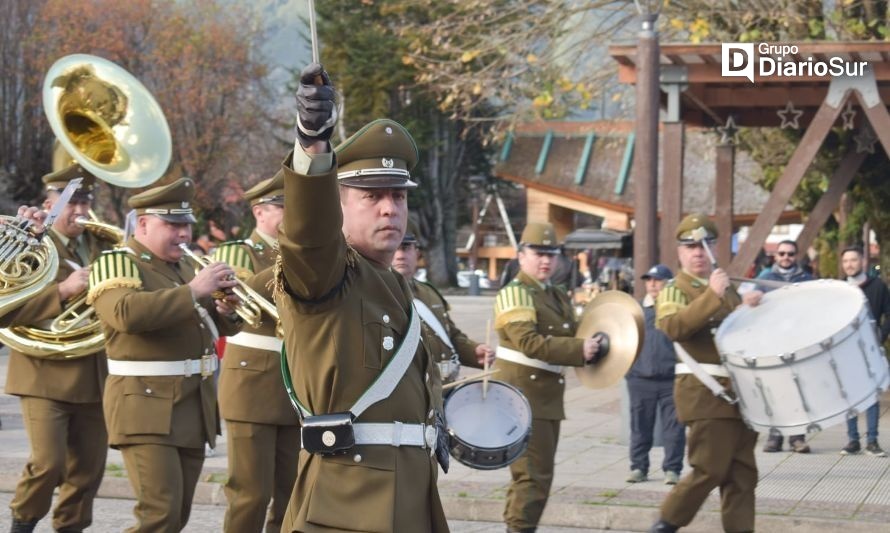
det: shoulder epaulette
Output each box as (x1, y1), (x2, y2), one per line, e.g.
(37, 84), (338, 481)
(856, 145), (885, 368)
(495, 283), (536, 329)
(214, 240), (255, 279)
(655, 282), (688, 320)
(87, 249), (142, 304)
(417, 279), (449, 310)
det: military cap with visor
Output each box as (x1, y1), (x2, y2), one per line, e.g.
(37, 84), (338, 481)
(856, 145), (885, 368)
(676, 212), (718, 244)
(334, 119), (418, 189)
(402, 218), (420, 247)
(128, 177), (197, 224)
(42, 164), (97, 200)
(520, 222), (561, 254)
(244, 170), (284, 206)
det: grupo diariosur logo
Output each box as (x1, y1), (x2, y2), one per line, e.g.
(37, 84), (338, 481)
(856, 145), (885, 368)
(721, 43), (868, 83)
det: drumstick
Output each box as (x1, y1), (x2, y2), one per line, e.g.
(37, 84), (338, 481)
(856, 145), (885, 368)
(442, 369), (501, 391)
(690, 227), (718, 270)
(483, 318), (491, 400)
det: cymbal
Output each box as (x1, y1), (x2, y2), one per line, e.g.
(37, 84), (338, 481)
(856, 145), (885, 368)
(574, 290), (644, 389)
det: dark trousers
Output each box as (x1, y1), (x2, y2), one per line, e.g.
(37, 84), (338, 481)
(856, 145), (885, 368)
(223, 420), (300, 533)
(10, 397), (107, 531)
(628, 378), (686, 474)
(661, 418), (758, 533)
(120, 443), (205, 532)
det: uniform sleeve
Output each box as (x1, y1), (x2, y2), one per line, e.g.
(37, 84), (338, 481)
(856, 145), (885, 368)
(448, 316), (482, 369)
(208, 297), (244, 337)
(495, 284), (585, 366)
(656, 284), (729, 341)
(0, 282), (63, 328)
(278, 150), (349, 301)
(93, 285), (198, 334)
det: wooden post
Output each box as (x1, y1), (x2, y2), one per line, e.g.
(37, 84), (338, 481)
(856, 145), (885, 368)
(714, 142), (735, 268)
(795, 150), (865, 253)
(661, 122), (684, 271)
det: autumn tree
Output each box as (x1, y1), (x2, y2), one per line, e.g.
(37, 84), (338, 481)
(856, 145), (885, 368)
(1, 0), (280, 230)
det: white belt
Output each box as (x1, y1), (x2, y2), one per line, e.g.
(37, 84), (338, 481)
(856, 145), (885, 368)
(496, 345), (564, 374)
(301, 422), (436, 450)
(226, 331), (282, 352)
(108, 355), (219, 377)
(675, 363), (729, 378)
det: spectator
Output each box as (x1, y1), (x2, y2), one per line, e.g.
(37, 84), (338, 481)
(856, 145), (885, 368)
(840, 246), (890, 457)
(625, 264), (685, 485)
(757, 240), (814, 454)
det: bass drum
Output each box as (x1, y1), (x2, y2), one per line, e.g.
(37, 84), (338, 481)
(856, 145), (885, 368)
(444, 379), (531, 470)
(716, 279), (890, 436)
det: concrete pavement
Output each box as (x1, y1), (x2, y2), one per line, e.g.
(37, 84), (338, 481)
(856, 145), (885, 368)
(1, 295), (890, 531)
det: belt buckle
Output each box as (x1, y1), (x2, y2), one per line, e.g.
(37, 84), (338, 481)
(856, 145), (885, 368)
(200, 355), (215, 378)
(424, 424), (437, 452)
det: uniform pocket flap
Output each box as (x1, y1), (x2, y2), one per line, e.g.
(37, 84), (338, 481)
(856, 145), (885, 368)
(122, 378), (175, 399)
(222, 352), (273, 372)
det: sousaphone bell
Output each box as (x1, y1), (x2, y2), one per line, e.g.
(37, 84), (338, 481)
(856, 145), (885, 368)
(574, 290), (645, 388)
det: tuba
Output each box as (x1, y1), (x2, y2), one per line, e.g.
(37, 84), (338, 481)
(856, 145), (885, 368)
(0, 54), (171, 358)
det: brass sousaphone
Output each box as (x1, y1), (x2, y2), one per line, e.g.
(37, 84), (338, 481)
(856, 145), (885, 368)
(0, 54), (171, 358)
(574, 290), (645, 388)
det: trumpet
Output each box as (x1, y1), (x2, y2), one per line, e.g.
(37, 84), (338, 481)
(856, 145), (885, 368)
(178, 243), (279, 329)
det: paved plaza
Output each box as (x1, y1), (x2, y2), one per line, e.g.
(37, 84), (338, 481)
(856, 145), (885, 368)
(1, 295), (889, 531)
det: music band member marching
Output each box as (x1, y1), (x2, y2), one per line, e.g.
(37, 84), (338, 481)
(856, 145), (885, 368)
(88, 178), (243, 532)
(493, 222), (602, 533)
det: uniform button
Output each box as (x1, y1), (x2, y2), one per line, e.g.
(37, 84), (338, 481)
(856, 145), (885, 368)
(425, 372), (430, 382)
(353, 454), (362, 463)
(383, 314), (390, 323)
(145, 388), (152, 394)
(200, 323), (206, 329)
(558, 378), (565, 384)
(563, 323), (569, 329)
(530, 374), (537, 381)
(240, 361), (247, 367)
(548, 325), (553, 330)
(428, 409), (435, 419)
(205, 348), (210, 354)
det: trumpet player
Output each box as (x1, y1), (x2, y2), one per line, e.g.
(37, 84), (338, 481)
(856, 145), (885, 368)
(5, 166), (115, 533)
(87, 177), (243, 532)
(213, 172), (300, 533)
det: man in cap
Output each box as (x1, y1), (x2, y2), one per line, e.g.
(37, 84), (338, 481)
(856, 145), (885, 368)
(392, 219), (494, 399)
(625, 264), (685, 485)
(88, 177), (243, 532)
(493, 221), (603, 533)
(649, 213), (762, 533)
(213, 171), (301, 533)
(5, 165), (116, 533)
(272, 63), (447, 533)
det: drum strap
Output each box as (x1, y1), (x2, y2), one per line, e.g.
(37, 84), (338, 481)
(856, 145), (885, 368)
(673, 343), (737, 404)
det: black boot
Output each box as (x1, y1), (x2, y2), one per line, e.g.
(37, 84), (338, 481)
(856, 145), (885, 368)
(649, 519), (678, 533)
(56, 529), (82, 533)
(10, 519), (37, 533)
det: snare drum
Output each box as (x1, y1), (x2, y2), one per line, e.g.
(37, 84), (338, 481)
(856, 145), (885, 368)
(444, 379), (531, 470)
(716, 279), (890, 436)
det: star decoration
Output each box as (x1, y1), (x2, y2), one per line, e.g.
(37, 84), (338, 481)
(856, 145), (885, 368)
(777, 101), (804, 129)
(718, 115), (739, 145)
(855, 124), (878, 154)
(841, 101), (856, 130)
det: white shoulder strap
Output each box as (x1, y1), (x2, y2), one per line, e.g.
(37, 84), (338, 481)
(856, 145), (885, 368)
(413, 298), (454, 350)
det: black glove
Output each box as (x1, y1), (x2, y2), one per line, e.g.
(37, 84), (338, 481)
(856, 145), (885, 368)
(295, 63), (337, 148)
(434, 410), (450, 473)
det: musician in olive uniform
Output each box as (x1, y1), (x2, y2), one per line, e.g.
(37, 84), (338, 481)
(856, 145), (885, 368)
(214, 172), (300, 533)
(649, 213), (762, 533)
(391, 219), (494, 401)
(5, 166), (114, 533)
(493, 222), (602, 533)
(88, 178), (243, 532)
(274, 63), (447, 532)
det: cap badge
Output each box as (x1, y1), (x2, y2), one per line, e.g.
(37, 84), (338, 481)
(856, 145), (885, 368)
(385, 126), (393, 135)
(382, 158), (394, 168)
(181, 201), (189, 208)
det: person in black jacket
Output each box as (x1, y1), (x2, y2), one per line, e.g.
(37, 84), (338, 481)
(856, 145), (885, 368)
(840, 246), (890, 457)
(626, 264), (686, 485)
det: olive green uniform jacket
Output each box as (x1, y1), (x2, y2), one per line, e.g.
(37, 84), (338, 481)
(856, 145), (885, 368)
(412, 279), (480, 371)
(493, 272), (585, 420)
(275, 153), (448, 533)
(90, 238), (242, 449)
(216, 231), (297, 426)
(655, 270), (743, 422)
(4, 229), (112, 402)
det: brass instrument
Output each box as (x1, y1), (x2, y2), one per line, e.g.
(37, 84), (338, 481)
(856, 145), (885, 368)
(43, 54), (172, 188)
(0, 217), (59, 322)
(0, 53), (172, 358)
(178, 243), (279, 329)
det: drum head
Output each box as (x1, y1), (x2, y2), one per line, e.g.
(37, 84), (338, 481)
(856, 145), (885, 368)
(444, 379), (531, 449)
(717, 279), (865, 360)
